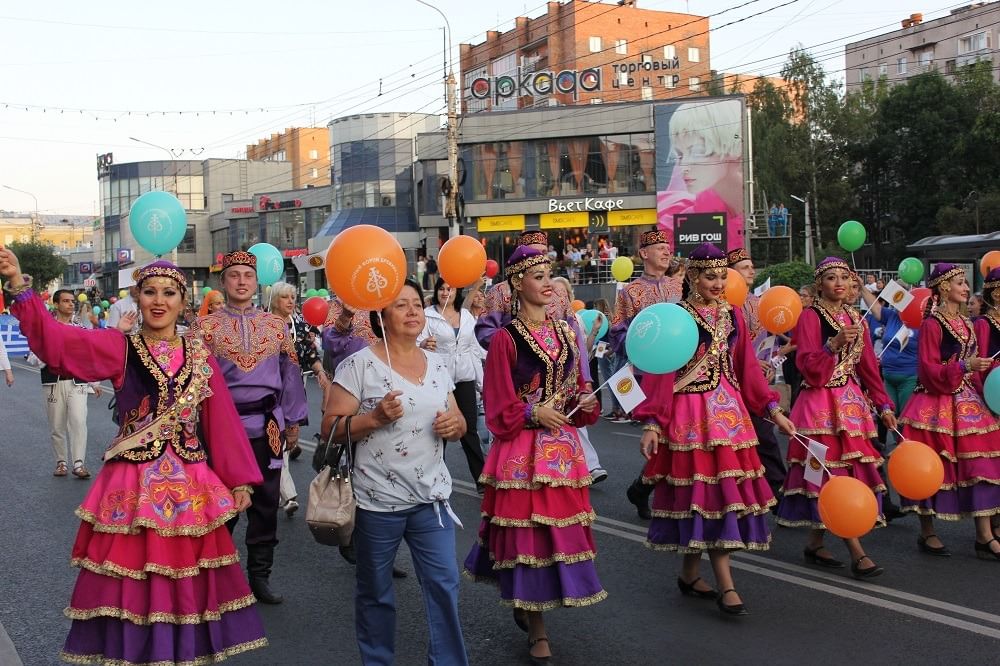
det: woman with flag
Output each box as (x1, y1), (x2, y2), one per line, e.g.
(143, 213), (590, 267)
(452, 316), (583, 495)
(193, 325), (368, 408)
(635, 243), (795, 617)
(776, 257), (896, 578)
(900, 263), (1000, 560)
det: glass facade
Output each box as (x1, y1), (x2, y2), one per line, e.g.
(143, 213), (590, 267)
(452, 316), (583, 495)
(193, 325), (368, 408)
(461, 133), (655, 202)
(331, 139), (416, 232)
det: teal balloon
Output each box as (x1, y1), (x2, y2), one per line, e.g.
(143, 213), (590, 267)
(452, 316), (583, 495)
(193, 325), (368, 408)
(898, 257), (924, 285)
(578, 309), (609, 342)
(92, 306), (102, 315)
(837, 220), (866, 252)
(625, 302), (698, 374)
(248, 242), (284, 286)
(305, 289), (318, 298)
(317, 288), (329, 298)
(128, 191), (187, 256)
(985, 368), (1000, 415)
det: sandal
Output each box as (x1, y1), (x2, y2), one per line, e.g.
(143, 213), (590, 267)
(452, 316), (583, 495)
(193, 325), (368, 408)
(72, 462), (91, 479)
(54, 462), (68, 476)
(528, 636), (551, 665)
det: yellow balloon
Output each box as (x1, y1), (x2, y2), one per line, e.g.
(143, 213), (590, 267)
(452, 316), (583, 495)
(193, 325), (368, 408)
(77, 293), (88, 302)
(119, 290), (127, 299)
(611, 256), (635, 282)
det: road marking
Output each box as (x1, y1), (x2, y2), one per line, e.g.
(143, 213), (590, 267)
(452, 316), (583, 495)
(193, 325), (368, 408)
(611, 430), (640, 438)
(448, 478), (1000, 637)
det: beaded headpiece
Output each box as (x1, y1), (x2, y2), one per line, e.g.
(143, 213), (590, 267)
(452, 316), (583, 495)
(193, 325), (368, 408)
(686, 242), (728, 270)
(640, 230), (670, 249)
(984, 267), (1000, 307)
(927, 263), (964, 289)
(135, 260), (187, 292)
(814, 257), (851, 279)
(726, 247), (751, 267)
(517, 231), (548, 248)
(222, 251), (256, 272)
(506, 246), (550, 279)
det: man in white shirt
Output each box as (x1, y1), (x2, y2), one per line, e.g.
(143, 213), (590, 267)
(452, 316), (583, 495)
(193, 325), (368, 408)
(0, 337), (12, 387)
(107, 286), (138, 331)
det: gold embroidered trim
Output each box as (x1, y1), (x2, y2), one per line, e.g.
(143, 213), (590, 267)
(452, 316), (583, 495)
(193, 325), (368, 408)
(775, 516), (888, 529)
(645, 536), (773, 554)
(900, 506), (1000, 520)
(897, 419), (1000, 438)
(642, 468), (767, 486)
(76, 507), (238, 537)
(780, 484), (888, 500)
(673, 300), (739, 394)
(71, 553), (240, 580)
(809, 302), (864, 388)
(64, 594), (255, 625)
(795, 427), (878, 440)
(59, 637), (269, 666)
(486, 510), (596, 528)
(510, 317), (579, 411)
(479, 475), (594, 490)
(489, 550), (597, 569)
(650, 500), (776, 520)
(663, 438), (759, 453)
(786, 453), (884, 468)
(501, 589), (609, 612)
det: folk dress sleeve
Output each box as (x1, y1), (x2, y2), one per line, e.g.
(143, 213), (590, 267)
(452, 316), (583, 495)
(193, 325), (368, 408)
(482, 329), (529, 441)
(794, 308), (837, 388)
(199, 355), (264, 489)
(856, 319), (894, 412)
(731, 308), (780, 416)
(917, 318), (966, 394)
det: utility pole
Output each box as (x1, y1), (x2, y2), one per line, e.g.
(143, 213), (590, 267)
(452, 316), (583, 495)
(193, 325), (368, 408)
(3, 185), (41, 241)
(804, 194), (813, 265)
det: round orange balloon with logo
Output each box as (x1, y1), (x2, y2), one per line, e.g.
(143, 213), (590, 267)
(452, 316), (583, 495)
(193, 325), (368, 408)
(981, 250), (1000, 277)
(817, 476), (879, 539)
(571, 299), (585, 312)
(438, 235), (487, 288)
(888, 440), (945, 501)
(759, 286), (803, 334)
(723, 268), (748, 307)
(325, 225), (407, 311)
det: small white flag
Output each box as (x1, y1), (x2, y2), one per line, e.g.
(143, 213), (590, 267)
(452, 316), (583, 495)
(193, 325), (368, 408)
(292, 249), (329, 274)
(753, 278), (771, 298)
(878, 279), (913, 312)
(803, 439), (829, 486)
(594, 341), (609, 358)
(608, 363), (647, 413)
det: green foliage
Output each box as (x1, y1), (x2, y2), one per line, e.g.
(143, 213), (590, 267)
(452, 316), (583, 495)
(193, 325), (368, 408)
(8, 241), (68, 289)
(753, 261), (815, 290)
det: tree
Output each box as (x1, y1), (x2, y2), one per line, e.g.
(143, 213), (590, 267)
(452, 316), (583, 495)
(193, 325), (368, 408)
(753, 261), (815, 290)
(8, 241), (68, 290)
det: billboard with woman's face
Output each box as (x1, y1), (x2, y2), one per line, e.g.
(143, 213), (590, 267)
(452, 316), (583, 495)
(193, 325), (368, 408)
(654, 97), (747, 255)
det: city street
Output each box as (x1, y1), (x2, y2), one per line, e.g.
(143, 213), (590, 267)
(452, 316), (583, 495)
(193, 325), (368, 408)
(1, 359), (998, 665)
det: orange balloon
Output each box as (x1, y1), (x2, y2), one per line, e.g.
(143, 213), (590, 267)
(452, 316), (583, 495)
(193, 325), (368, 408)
(325, 225), (407, 311)
(438, 235), (487, 288)
(759, 285), (803, 334)
(981, 250), (1000, 277)
(571, 299), (585, 312)
(888, 440), (945, 501)
(724, 268), (748, 307)
(817, 476), (879, 539)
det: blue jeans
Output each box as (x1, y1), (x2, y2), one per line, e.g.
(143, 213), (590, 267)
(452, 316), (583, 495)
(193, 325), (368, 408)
(354, 504), (468, 666)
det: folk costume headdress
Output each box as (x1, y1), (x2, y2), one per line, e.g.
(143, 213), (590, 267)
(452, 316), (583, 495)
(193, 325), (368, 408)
(814, 256), (851, 280)
(135, 260), (187, 294)
(639, 229), (670, 249)
(687, 242), (728, 270)
(927, 262), (964, 290)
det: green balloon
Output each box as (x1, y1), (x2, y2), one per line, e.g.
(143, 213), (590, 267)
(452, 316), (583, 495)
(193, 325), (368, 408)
(202, 286), (212, 296)
(305, 289), (318, 298)
(101, 300), (110, 309)
(317, 289), (329, 298)
(897, 257), (924, 285)
(837, 220), (866, 252)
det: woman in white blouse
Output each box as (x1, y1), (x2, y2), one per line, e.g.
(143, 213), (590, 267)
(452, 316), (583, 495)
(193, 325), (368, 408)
(419, 278), (486, 490)
(322, 279), (469, 666)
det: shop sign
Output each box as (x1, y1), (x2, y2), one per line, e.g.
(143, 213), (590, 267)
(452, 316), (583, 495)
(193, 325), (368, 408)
(469, 67), (601, 103)
(548, 198), (625, 213)
(230, 205), (254, 214)
(674, 212), (727, 256)
(257, 195), (302, 212)
(540, 212), (588, 229)
(609, 209), (656, 227)
(476, 215), (525, 233)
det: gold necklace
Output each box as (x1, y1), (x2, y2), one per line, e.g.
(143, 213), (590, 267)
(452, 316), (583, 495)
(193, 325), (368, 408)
(818, 298), (843, 314)
(141, 328), (179, 342)
(517, 312), (547, 329)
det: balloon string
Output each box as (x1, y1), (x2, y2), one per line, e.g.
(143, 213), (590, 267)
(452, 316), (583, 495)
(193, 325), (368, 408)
(991, 348), (1000, 360)
(792, 432), (834, 479)
(377, 310), (395, 392)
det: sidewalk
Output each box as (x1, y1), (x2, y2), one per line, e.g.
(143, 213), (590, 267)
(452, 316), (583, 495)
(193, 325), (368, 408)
(0, 619), (23, 666)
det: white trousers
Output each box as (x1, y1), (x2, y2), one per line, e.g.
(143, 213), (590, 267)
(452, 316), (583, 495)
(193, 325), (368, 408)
(279, 451), (297, 503)
(577, 426), (602, 471)
(45, 380), (88, 465)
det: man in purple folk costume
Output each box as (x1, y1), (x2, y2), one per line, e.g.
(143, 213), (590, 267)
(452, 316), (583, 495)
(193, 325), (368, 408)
(610, 229), (683, 519)
(191, 251), (309, 604)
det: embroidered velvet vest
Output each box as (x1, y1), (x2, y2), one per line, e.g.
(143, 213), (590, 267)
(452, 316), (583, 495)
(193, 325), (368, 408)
(673, 301), (741, 394)
(980, 314), (1000, 358)
(806, 303), (863, 389)
(110, 335), (213, 463)
(915, 312), (977, 395)
(505, 318), (580, 414)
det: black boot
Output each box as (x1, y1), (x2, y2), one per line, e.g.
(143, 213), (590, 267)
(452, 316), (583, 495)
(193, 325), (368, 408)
(247, 544), (283, 605)
(626, 477), (653, 520)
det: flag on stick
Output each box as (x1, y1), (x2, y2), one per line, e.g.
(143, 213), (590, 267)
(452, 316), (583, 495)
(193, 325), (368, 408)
(608, 363), (647, 413)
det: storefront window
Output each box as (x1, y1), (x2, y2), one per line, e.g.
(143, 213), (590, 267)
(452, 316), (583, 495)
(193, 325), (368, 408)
(265, 209), (306, 248)
(211, 229), (229, 259)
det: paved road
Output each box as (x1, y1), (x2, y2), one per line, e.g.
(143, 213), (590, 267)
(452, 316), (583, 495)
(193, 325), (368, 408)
(1, 358), (999, 665)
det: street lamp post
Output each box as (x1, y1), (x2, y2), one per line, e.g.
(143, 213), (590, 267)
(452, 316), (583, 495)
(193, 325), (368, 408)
(2, 185), (41, 241)
(790, 193), (812, 265)
(415, 0), (459, 240)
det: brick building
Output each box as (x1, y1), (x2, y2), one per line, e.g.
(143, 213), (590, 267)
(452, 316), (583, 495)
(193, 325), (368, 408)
(246, 127), (330, 189)
(460, 0), (711, 113)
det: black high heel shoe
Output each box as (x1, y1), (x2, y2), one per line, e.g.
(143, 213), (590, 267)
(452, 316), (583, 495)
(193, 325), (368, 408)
(851, 555), (884, 579)
(974, 538), (1000, 561)
(803, 545), (845, 568)
(528, 636), (551, 665)
(716, 589), (749, 616)
(677, 576), (717, 599)
(917, 534), (951, 557)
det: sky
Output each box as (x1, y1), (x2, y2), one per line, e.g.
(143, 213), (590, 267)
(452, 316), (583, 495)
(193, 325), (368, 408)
(0, 0), (975, 215)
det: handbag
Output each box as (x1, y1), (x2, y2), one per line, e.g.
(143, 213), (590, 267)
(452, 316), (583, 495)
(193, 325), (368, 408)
(305, 415), (357, 547)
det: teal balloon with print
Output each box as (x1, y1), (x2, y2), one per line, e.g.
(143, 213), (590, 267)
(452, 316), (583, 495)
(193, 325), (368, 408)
(985, 368), (1000, 415)
(897, 257), (924, 285)
(248, 242), (284, 286)
(837, 220), (867, 253)
(579, 309), (609, 342)
(625, 302), (698, 374)
(128, 191), (187, 256)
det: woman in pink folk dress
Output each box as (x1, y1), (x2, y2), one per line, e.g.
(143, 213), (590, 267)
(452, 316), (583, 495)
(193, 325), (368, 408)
(973, 266), (1000, 545)
(776, 257), (898, 578)
(635, 243), (795, 617)
(901, 263), (1000, 561)
(0, 248), (267, 665)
